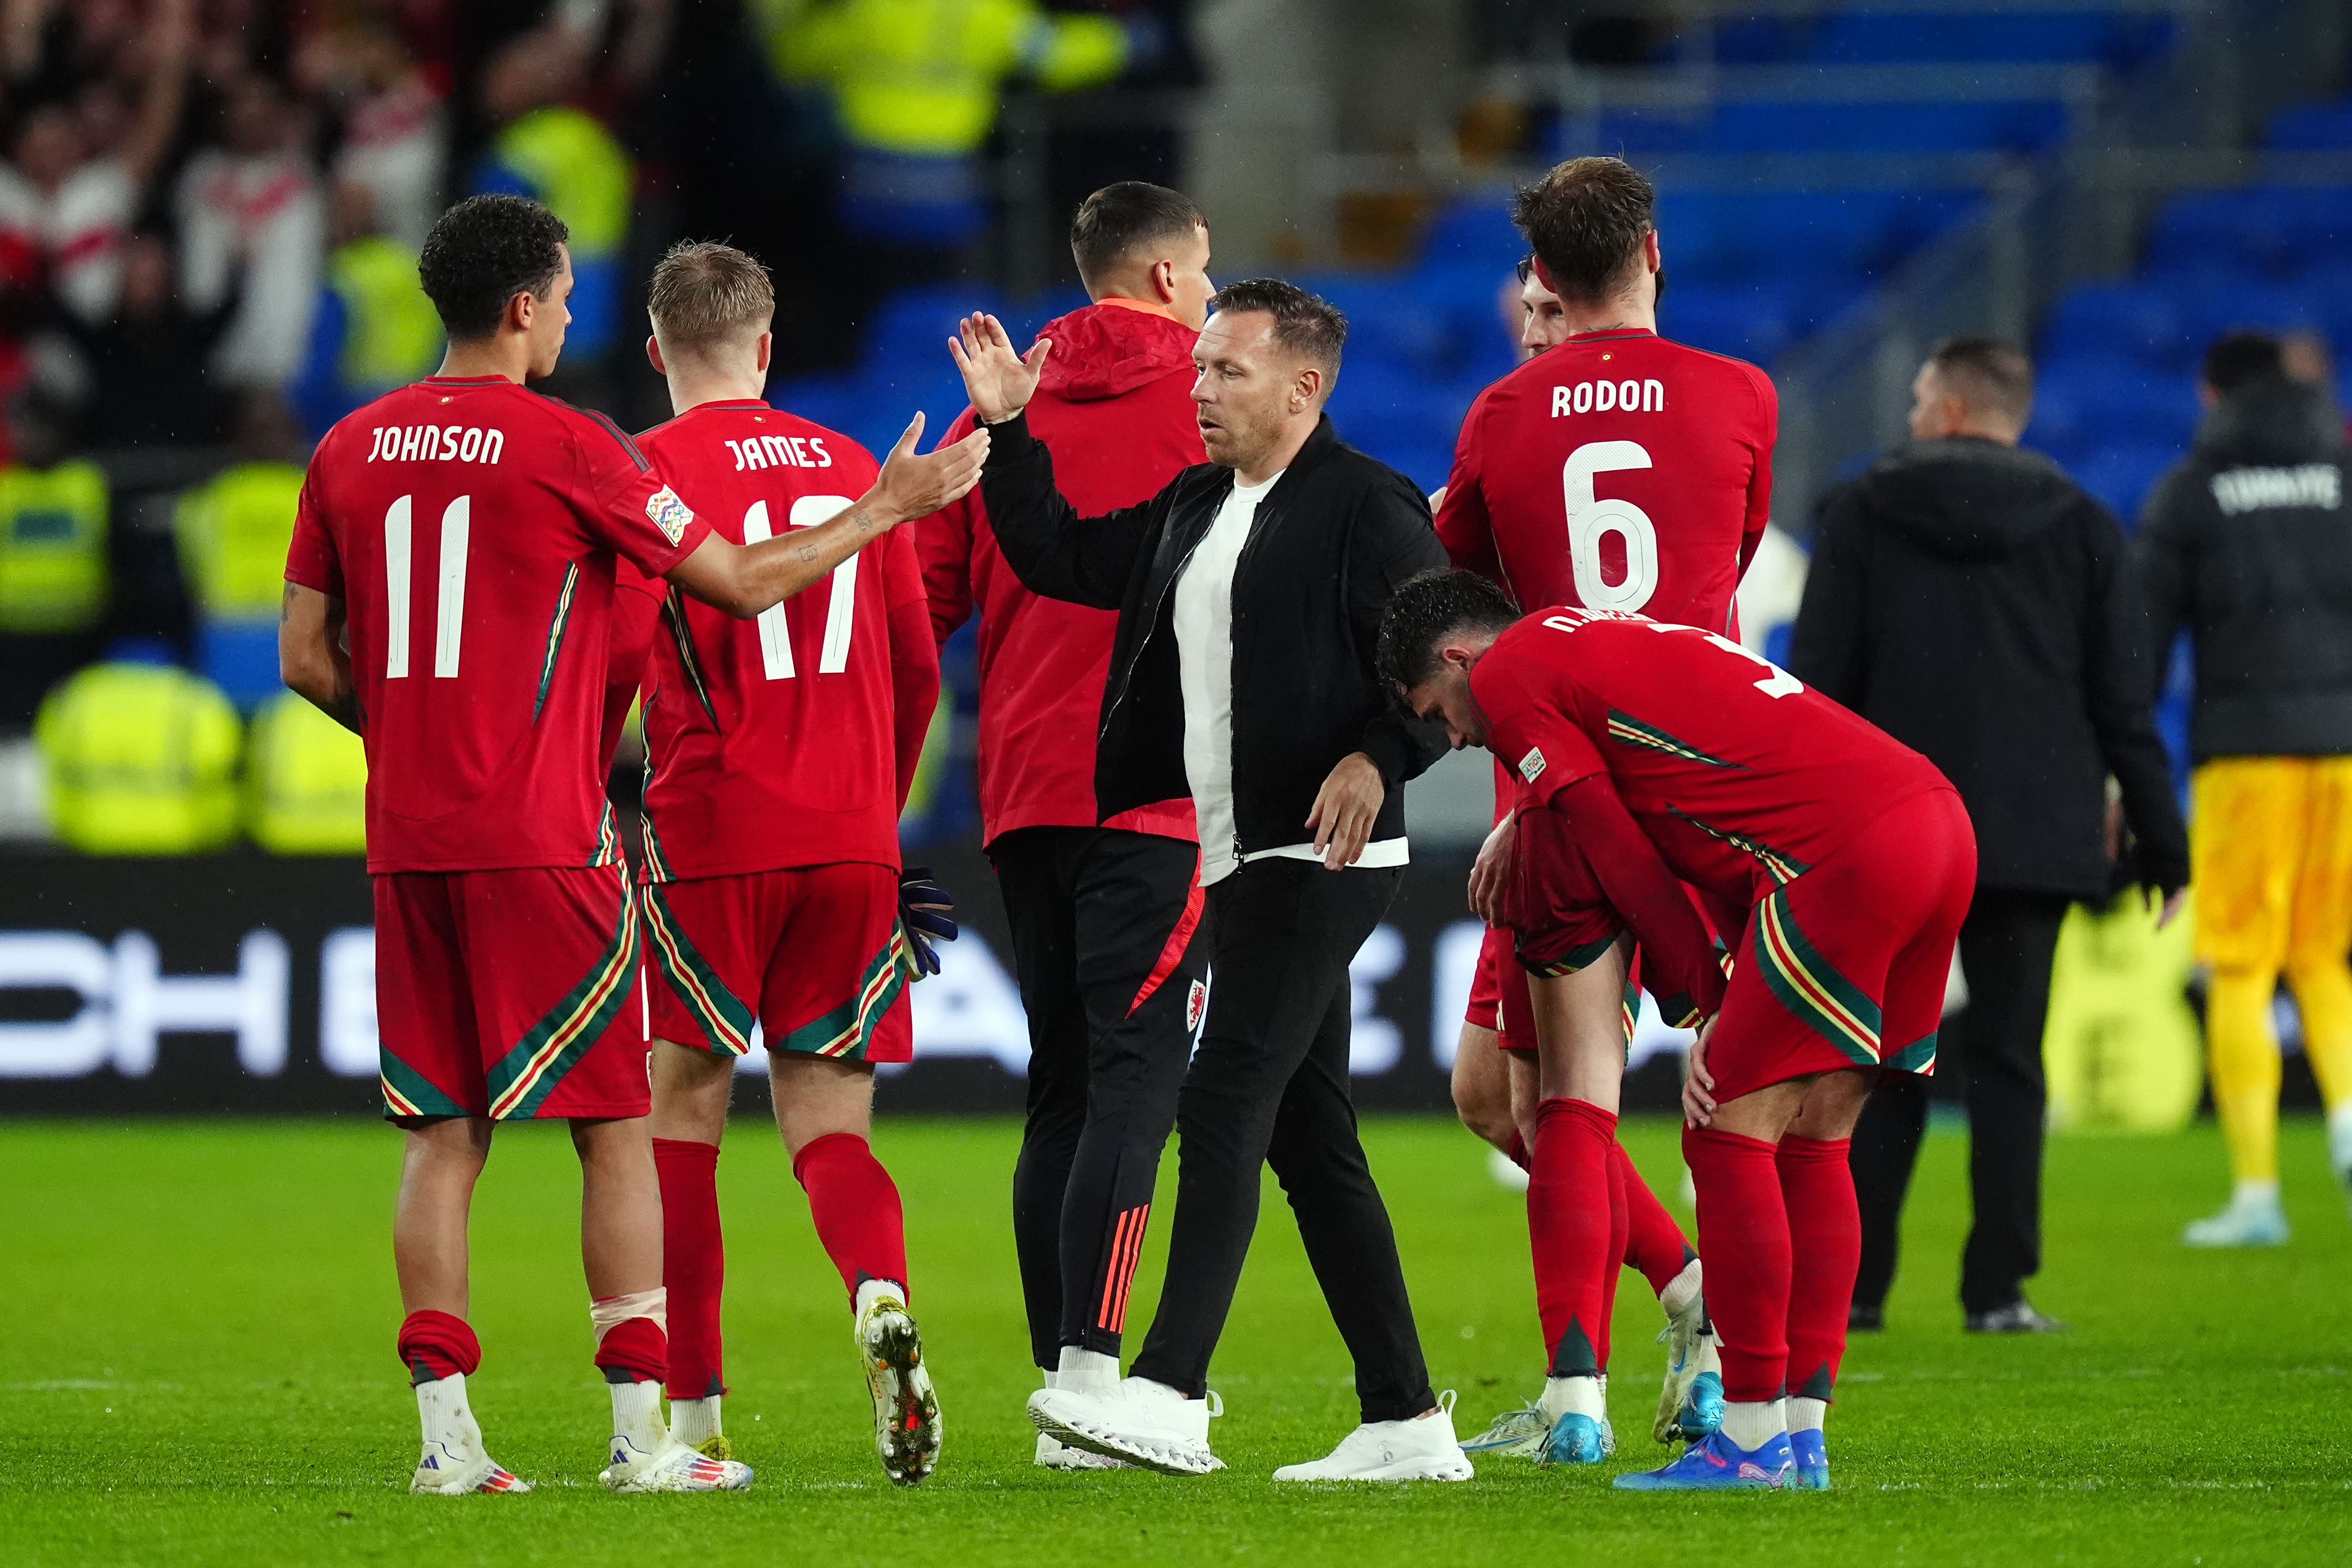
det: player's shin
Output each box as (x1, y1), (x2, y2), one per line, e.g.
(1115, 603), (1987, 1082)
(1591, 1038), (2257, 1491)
(1684, 1123), (1793, 1455)
(1529, 1096), (1618, 1464)
(652, 1136), (728, 1449)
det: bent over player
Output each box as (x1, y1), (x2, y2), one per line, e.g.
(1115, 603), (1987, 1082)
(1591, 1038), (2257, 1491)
(1380, 572), (1972, 1491)
(279, 196), (986, 1495)
(1438, 157), (1775, 1463)
(632, 243), (949, 1485)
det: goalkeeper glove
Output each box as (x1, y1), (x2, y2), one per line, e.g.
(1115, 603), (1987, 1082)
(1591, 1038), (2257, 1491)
(898, 868), (959, 979)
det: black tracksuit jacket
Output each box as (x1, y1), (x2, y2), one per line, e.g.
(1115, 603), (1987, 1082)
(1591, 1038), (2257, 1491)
(980, 410), (1450, 860)
(1790, 435), (2187, 900)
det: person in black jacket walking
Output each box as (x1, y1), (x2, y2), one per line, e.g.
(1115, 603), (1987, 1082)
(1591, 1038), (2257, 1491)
(1789, 335), (2188, 1332)
(2140, 333), (2352, 1248)
(947, 279), (1468, 1481)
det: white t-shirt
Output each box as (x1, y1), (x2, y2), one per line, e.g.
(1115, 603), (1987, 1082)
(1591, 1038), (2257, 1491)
(1174, 471), (1408, 886)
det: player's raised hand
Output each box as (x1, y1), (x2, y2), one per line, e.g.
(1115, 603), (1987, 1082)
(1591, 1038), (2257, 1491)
(948, 313), (1051, 424)
(872, 411), (990, 522)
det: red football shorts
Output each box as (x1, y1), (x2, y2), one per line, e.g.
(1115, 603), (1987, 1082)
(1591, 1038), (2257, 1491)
(374, 863), (649, 1122)
(1706, 787), (1976, 1104)
(642, 863), (912, 1064)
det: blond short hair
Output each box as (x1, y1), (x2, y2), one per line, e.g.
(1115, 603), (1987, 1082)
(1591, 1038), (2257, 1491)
(646, 240), (774, 358)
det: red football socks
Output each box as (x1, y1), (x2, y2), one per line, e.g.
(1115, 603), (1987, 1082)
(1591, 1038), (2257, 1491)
(396, 1309), (480, 1386)
(1615, 1141), (1696, 1296)
(1529, 1096), (1618, 1377)
(1597, 1135), (1631, 1369)
(1506, 1130), (1531, 1173)
(1778, 1134), (1859, 1402)
(793, 1132), (909, 1301)
(653, 1136), (726, 1401)
(1684, 1123), (1791, 1403)
(594, 1314), (668, 1386)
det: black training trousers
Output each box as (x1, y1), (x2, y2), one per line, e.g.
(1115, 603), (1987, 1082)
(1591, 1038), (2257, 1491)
(1849, 887), (2071, 1317)
(1129, 857), (1437, 1424)
(992, 825), (1204, 1369)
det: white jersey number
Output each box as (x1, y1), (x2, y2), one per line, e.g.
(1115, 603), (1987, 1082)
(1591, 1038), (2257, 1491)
(742, 495), (859, 680)
(1562, 441), (1658, 614)
(383, 494), (472, 678)
(1645, 620), (1803, 699)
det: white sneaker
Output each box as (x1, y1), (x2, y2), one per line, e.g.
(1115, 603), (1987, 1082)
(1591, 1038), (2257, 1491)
(2183, 1191), (2289, 1247)
(598, 1434), (754, 1492)
(856, 1285), (942, 1486)
(1654, 1259), (1706, 1443)
(1035, 1430), (1127, 1470)
(1486, 1146), (1531, 1193)
(1029, 1377), (1222, 1475)
(1271, 1390), (1475, 1482)
(410, 1440), (529, 1494)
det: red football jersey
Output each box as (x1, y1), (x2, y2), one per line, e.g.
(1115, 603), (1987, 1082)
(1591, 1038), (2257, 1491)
(1437, 329), (1775, 637)
(1470, 608), (1949, 910)
(633, 400), (936, 881)
(284, 375), (712, 873)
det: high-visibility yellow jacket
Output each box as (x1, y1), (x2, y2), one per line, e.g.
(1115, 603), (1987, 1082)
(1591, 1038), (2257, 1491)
(490, 107), (633, 256)
(35, 663), (242, 854)
(244, 689), (368, 855)
(0, 460), (109, 634)
(176, 462), (305, 624)
(772, 0), (1127, 158)
(327, 235), (442, 392)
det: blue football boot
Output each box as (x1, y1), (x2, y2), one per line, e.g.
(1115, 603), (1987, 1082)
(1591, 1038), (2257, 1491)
(1677, 1369), (1725, 1440)
(1535, 1412), (1610, 1467)
(1788, 1428), (1828, 1490)
(1612, 1428), (1791, 1491)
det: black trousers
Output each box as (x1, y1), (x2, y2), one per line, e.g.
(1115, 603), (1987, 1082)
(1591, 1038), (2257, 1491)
(1129, 858), (1437, 1424)
(1849, 887), (2071, 1317)
(992, 826), (1203, 1368)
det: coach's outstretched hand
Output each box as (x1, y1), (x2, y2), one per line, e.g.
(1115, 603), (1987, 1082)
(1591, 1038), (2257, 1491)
(875, 411), (991, 520)
(948, 313), (1051, 425)
(898, 868), (960, 980)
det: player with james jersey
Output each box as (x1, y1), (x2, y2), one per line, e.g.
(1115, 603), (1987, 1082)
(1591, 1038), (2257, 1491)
(628, 243), (948, 1488)
(1437, 158), (1776, 1467)
(279, 198), (986, 1499)
(1381, 573), (1972, 1492)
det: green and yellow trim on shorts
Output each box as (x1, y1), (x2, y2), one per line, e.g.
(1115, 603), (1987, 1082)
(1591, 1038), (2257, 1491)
(379, 1051), (468, 1121)
(640, 882), (757, 1056)
(483, 887), (642, 1119)
(1752, 884), (1882, 1067)
(776, 932), (908, 1061)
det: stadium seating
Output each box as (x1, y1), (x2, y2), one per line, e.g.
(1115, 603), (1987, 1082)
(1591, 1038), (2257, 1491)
(2026, 89), (2352, 523)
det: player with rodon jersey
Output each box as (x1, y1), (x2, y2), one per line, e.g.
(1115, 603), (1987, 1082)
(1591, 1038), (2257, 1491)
(1436, 157), (1775, 1465)
(278, 197), (986, 1497)
(628, 242), (948, 1486)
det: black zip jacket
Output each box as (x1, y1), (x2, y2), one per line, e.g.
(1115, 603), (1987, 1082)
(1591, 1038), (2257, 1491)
(2137, 374), (2352, 760)
(1791, 435), (2187, 899)
(980, 409), (1450, 858)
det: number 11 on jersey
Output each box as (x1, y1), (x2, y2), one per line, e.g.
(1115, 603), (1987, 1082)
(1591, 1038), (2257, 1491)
(742, 495), (858, 679)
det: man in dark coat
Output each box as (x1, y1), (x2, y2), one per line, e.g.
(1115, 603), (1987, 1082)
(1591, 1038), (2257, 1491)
(1789, 335), (2188, 1333)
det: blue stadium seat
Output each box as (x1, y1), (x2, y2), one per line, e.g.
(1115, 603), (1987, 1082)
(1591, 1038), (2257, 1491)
(1809, 12), (2174, 67)
(2026, 353), (2196, 455)
(2040, 282), (2190, 367)
(2266, 99), (2352, 150)
(2070, 441), (2181, 525)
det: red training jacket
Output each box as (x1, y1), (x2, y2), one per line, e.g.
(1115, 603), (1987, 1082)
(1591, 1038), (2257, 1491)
(911, 300), (1203, 848)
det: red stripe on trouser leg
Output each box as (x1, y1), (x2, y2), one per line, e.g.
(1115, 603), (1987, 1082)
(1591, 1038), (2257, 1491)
(653, 1137), (725, 1400)
(397, 1309), (481, 1386)
(1126, 860), (1204, 1017)
(1099, 1205), (1149, 1332)
(595, 1316), (668, 1384)
(1683, 1124), (1791, 1403)
(1615, 1141), (1694, 1296)
(1777, 1135), (1859, 1402)
(793, 1132), (909, 1301)
(1598, 1140), (1630, 1369)
(1529, 1096), (1617, 1376)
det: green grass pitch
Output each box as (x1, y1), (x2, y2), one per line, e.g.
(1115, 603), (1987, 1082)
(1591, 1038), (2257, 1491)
(5, 1114), (2348, 1566)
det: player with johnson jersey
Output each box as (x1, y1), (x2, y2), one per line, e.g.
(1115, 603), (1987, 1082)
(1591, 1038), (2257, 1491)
(1380, 572), (1975, 1493)
(277, 199), (987, 1501)
(628, 242), (949, 1490)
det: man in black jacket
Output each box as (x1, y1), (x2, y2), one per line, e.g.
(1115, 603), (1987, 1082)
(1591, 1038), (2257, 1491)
(947, 280), (1465, 1480)
(2140, 332), (2352, 1248)
(1790, 335), (2188, 1332)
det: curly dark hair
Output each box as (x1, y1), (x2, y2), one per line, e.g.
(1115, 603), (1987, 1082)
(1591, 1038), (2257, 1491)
(1376, 568), (1521, 693)
(418, 195), (571, 342)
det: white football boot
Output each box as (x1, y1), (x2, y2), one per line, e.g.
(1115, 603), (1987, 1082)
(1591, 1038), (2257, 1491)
(1654, 1257), (1707, 1442)
(2183, 1185), (2290, 1247)
(857, 1281), (942, 1486)
(599, 1433), (754, 1492)
(408, 1374), (528, 1494)
(1487, 1146), (1532, 1193)
(1030, 1377), (1222, 1475)
(1271, 1390), (1475, 1482)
